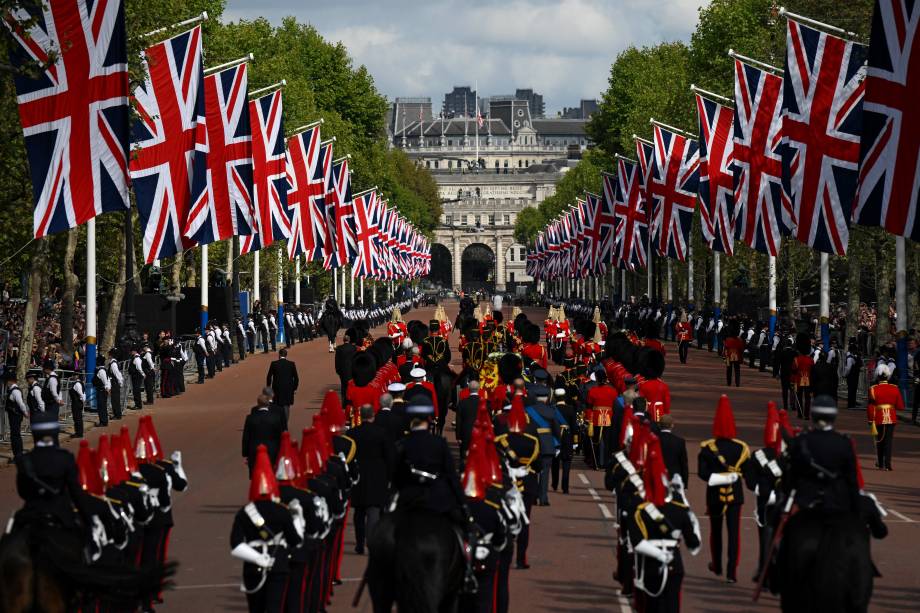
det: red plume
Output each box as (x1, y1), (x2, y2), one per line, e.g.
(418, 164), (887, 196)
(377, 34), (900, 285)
(275, 431), (300, 484)
(712, 395), (737, 439)
(249, 445), (281, 502)
(320, 390), (347, 433)
(76, 440), (103, 495)
(764, 402), (782, 453)
(507, 395), (528, 433)
(642, 433), (669, 506)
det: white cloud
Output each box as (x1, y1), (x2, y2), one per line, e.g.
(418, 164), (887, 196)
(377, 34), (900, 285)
(222, 0), (706, 113)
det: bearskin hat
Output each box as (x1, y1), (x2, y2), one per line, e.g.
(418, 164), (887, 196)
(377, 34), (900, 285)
(408, 320), (429, 345)
(514, 312), (529, 331)
(370, 337), (394, 365)
(404, 383), (434, 406)
(492, 310), (504, 324)
(351, 351), (378, 387)
(521, 322), (541, 344)
(582, 320), (597, 340)
(498, 353), (523, 385)
(637, 347), (665, 379)
(795, 332), (812, 355)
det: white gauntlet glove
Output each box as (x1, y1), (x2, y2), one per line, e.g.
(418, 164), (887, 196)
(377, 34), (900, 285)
(635, 539), (673, 564)
(231, 543), (273, 568)
(707, 472), (739, 487)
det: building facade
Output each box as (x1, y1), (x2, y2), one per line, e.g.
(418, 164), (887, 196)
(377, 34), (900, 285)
(388, 97), (589, 292)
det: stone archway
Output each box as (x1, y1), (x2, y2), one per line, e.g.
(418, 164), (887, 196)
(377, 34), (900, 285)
(461, 243), (495, 292)
(429, 243), (452, 288)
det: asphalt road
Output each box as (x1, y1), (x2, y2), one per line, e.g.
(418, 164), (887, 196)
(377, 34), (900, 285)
(0, 302), (916, 612)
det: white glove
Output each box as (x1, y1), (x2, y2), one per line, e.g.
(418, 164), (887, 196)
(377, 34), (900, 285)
(635, 539), (673, 564)
(707, 472), (739, 487)
(170, 450), (189, 485)
(231, 543), (273, 568)
(288, 499), (305, 540)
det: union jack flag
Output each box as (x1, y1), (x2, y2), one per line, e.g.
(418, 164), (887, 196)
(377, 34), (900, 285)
(305, 139), (333, 262)
(352, 190), (378, 278)
(695, 94), (736, 254)
(185, 62), (255, 245)
(733, 58), (789, 256)
(242, 89), (289, 254)
(6, 0), (131, 239)
(607, 160), (649, 270)
(648, 125), (699, 261)
(854, 0), (920, 242)
(782, 19), (867, 255)
(332, 159), (357, 267)
(130, 26), (205, 263)
(636, 138), (655, 199)
(319, 141), (339, 270)
(584, 191), (614, 274)
(284, 126), (315, 260)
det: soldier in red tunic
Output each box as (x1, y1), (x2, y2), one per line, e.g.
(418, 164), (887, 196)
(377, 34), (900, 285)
(638, 351), (670, 422)
(791, 333), (815, 419)
(585, 369), (618, 469)
(676, 311), (693, 364)
(722, 323), (745, 387)
(867, 364), (905, 470)
(520, 322), (548, 370)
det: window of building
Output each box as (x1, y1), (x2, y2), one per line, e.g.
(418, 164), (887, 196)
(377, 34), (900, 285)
(518, 247), (525, 260)
(448, 139), (453, 146)
(426, 160), (431, 168)
(489, 214), (495, 224)
(434, 160), (439, 169)
(503, 214), (510, 224)
(518, 160), (522, 168)
(445, 215), (452, 224)
(509, 272), (515, 282)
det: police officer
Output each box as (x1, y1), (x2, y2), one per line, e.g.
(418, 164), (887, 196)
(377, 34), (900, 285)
(4, 371), (28, 460)
(267, 312), (278, 352)
(107, 348), (124, 419)
(236, 317), (248, 361)
(92, 359), (110, 425)
(697, 395), (753, 583)
(142, 343), (156, 404)
(41, 359), (61, 425)
(129, 348), (145, 409)
(68, 372), (86, 439)
(843, 340), (863, 409)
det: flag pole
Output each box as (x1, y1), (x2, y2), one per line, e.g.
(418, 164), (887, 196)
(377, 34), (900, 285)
(200, 244), (208, 333)
(690, 84), (733, 106)
(820, 252), (830, 351)
(768, 254), (777, 343)
(295, 256), (301, 306)
(687, 243), (694, 304)
(253, 251), (261, 304)
(85, 219), (97, 409)
(650, 117), (697, 140)
(249, 79), (287, 98)
(142, 11), (208, 38)
(475, 80), (479, 172)
(350, 267), (355, 305)
(277, 250), (284, 345)
(288, 118), (324, 138)
(713, 252), (721, 348)
(204, 53), (253, 76)
(778, 7), (859, 39)
(728, 49), (782, 75)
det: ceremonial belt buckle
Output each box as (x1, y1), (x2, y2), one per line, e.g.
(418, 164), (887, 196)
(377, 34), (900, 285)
(537, 427), (551, 434)
(595, 406), (612, 427)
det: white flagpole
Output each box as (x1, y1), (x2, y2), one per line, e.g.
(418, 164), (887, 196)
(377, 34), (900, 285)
(85, 219), (97, 408)
(350, 268), (355, 304)
(687, 243), (694, 304)
(361, 276), (365, 304)
(820, 252), (830, 351)
(200, 244), (208, 332)
(253, 251), (260, 304)
(277, 249), (284, 345)
(295, 256), (301, 306)
(333, 267), (338, 302)
(475, 81), (479, 170)
(667, 260), (673, 302)
(768, 255), (777, 341)
(896, 236), (909, 397)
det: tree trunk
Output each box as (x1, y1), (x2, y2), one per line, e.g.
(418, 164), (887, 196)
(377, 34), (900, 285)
(846, 253), (861, 344)
(876, 243), (892, 343)
(16, 238), (50, 380)
(100, 230), (126, 354)
(60, 228), (79, 358)
(186, 251), (197, 287)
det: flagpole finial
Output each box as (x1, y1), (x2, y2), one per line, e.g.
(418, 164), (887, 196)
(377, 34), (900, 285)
(728, 48), (736, 58)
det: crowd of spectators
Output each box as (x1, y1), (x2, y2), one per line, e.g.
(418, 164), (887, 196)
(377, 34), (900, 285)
(1, 285), (87, 372)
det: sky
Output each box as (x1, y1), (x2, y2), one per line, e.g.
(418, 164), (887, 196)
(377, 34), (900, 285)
(224, 0), (704, 115)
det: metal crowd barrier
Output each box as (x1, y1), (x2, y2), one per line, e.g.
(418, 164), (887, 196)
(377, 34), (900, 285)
(1, 340), (198, 445)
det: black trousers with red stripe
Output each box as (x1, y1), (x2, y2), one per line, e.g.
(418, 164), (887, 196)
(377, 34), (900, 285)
(634, 571), (682, 612)
(708, 503), (742, 580)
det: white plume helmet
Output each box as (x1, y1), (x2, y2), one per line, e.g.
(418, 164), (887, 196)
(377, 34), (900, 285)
(875, 363), (891, 380)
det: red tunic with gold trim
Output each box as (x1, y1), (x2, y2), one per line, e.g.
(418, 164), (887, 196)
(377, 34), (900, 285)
(867, 382), (904, 425)
(723, 336), (745, 362)
(601, 359), (628, 394)
(586, 383), (618, 427)
(791, 355), (814, 387)
(406, 380), (439, 417)
(598, 321), (608, 342)
(521, 342), (548, 370)
(346, 380), (381, 419)
(676, 321), (693, 342)
(643, 338), (666, 356)
(544, 319), (557, 341)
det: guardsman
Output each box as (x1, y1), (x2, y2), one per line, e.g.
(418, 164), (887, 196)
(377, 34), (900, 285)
(867, 364), (904, 471)
(387, 307), (406, 346)
(585, 369), (618, 469)
(230, 444), (303, 613)
(4, 370), (28, 459)
(722, 324), (745, 387)
(520, 322), (548, 370)
(791, 333), (814, 419)
(697, 395), (753, 584)
(675, 312), (693, 364)
(628, 433), (701, 612)
(638, 351), (670, 423)
(744, 402), (784, 581)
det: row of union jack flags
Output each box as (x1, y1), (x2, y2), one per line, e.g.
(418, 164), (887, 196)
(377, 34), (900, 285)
(5, 1), (429, 279)
(528, 1), (920, 280)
